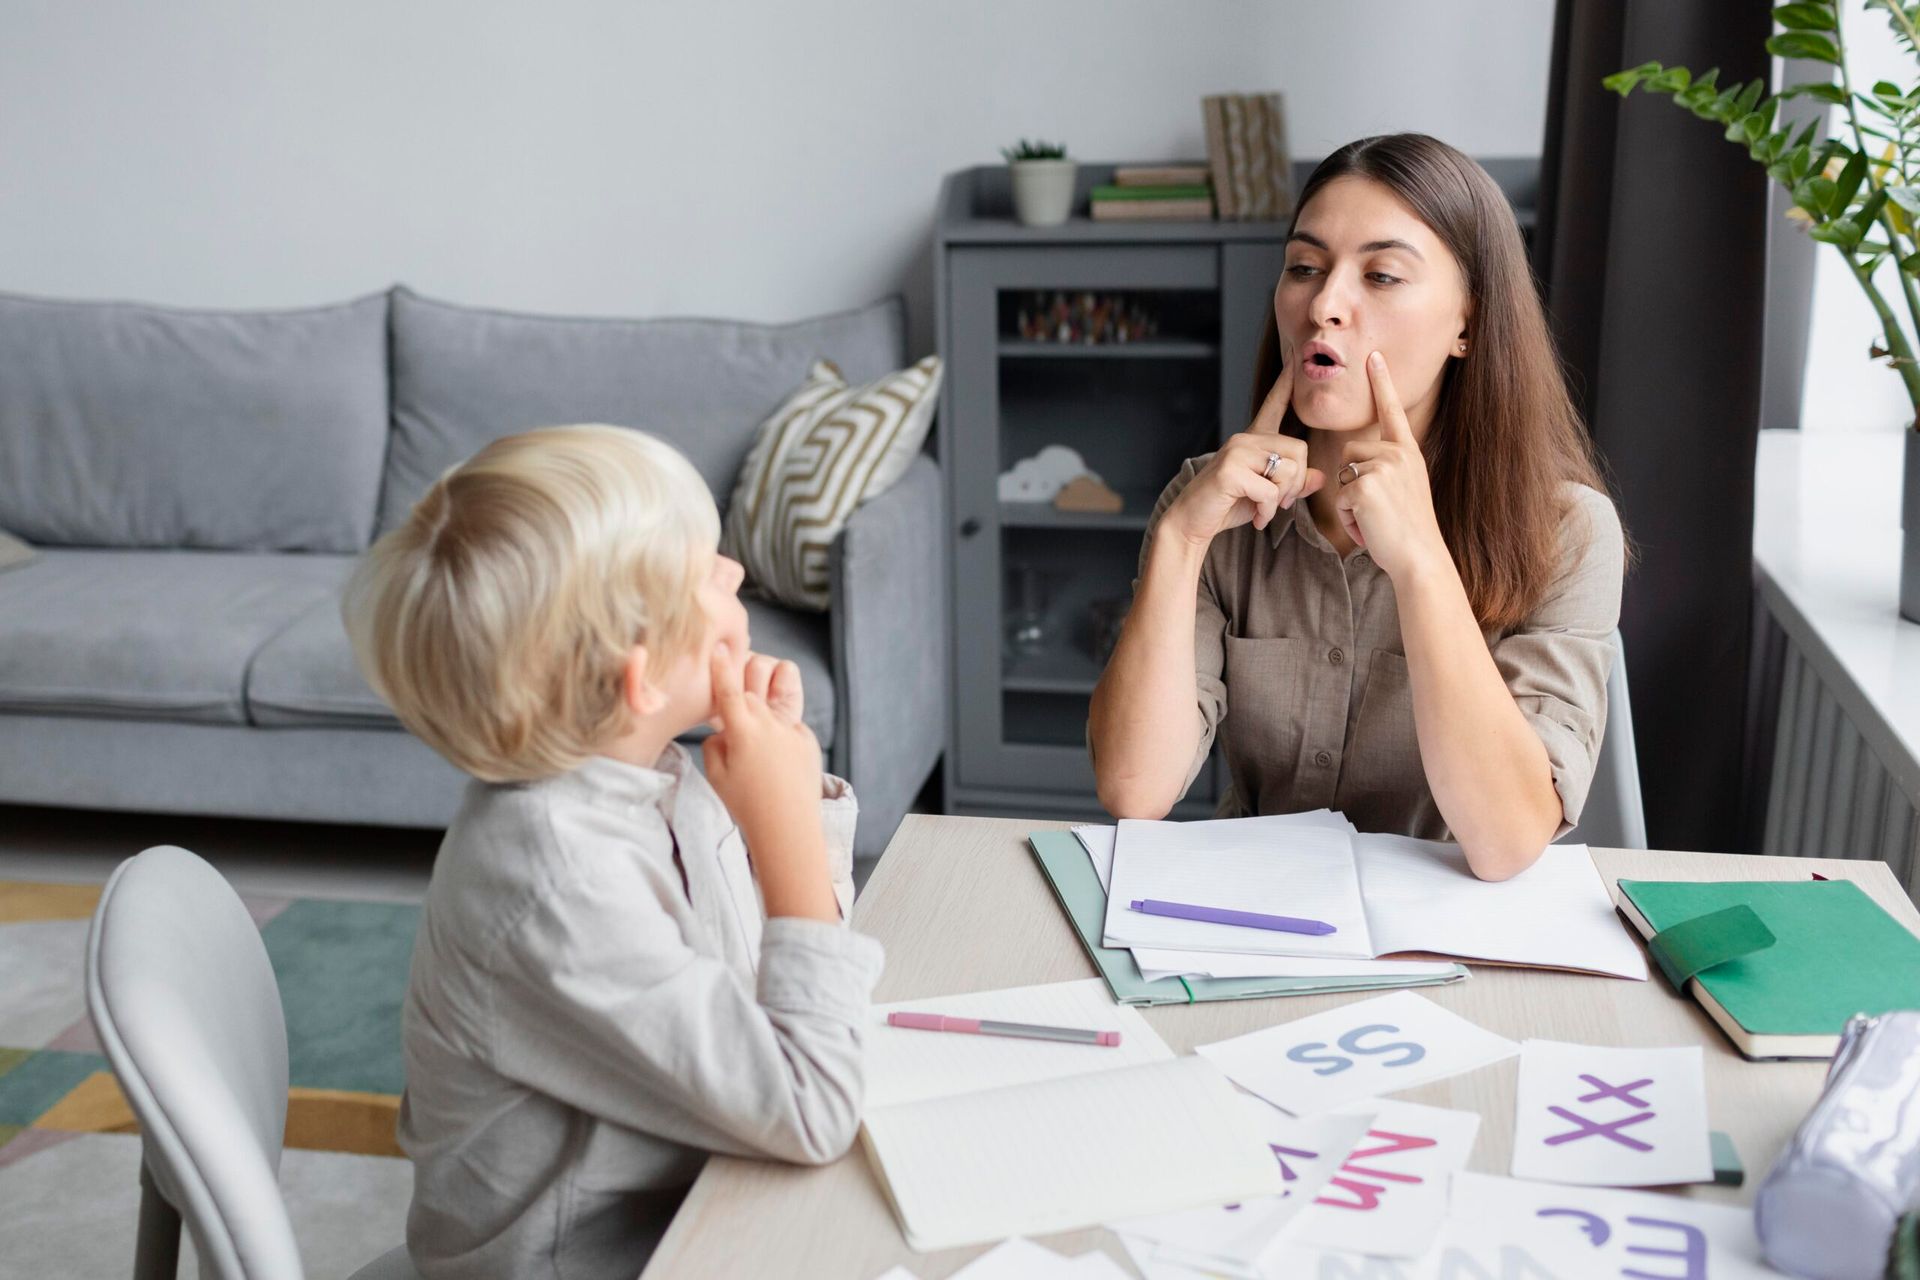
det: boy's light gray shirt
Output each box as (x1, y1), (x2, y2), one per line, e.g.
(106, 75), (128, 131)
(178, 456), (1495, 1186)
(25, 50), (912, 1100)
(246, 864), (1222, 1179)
(398, 746), (883, 1280)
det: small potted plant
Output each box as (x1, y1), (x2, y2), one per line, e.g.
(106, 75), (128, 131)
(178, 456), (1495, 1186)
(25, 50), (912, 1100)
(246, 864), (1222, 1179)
(1002, 139), (1076, 228)
(1607, 1), (1920, 622)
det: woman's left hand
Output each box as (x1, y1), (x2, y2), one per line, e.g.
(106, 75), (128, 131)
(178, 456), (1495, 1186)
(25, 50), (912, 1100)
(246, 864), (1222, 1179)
(1334, 351), (1450, 582)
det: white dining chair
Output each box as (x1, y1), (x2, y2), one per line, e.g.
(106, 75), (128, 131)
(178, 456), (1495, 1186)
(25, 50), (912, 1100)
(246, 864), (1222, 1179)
(85, 844), (419, 1280)
(1568, 628), (1648, 850)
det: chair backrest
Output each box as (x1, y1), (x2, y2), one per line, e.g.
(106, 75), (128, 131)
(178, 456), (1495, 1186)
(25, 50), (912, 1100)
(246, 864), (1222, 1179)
(1570, 629), (1648, 850)
(86, 845), (303, 1280)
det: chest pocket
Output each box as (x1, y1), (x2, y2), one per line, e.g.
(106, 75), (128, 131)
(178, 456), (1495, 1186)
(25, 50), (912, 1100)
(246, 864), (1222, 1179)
(1343, 648), (1422, 798)
(1221, 634), (1309, 799)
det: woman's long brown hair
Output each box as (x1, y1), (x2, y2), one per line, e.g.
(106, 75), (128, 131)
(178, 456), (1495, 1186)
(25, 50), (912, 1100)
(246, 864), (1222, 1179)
(1252, 133), (1623, 633)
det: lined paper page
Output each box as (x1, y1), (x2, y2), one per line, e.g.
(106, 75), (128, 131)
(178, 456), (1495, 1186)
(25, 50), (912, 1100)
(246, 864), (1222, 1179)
(1102, 816), (1372, 958)
(862, 1056), (1284, 1252)
(867, 979), (1170, 1110)
(1354, 836), (1647, 978)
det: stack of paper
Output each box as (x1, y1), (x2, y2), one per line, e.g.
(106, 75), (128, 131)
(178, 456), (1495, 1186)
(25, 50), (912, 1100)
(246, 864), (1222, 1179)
(1082, 811), (1647, 981)
(860, 980), (1285, 1251)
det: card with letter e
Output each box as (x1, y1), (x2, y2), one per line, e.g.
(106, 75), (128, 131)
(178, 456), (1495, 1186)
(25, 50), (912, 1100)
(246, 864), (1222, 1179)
(1195, 990), (1519, 1115)
(1412, 1172), (1777, 1280)
(1510, 1040), (1712, 1187)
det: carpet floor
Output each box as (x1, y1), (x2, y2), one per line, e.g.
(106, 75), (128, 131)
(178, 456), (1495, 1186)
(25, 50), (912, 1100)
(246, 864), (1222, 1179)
(0, 878), (416, 1278)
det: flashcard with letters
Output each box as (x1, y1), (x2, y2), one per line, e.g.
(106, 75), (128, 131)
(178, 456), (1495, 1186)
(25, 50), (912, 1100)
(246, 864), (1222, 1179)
(1196, 991), (1518, 1115)
(1510, 1040), (1712, 1187)
(1274, 1099), (1482, 1260)
(1412, 1172), (1780, 1279)
(1113, 1097), (1372, 1278)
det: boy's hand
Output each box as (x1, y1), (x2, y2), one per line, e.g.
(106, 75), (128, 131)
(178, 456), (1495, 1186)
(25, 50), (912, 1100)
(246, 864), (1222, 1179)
(706, 644), (825, 844)
(742, 651), (805, 725)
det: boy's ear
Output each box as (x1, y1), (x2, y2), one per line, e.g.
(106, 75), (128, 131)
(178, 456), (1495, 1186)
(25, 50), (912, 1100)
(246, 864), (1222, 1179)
(622, 645), (668, 718)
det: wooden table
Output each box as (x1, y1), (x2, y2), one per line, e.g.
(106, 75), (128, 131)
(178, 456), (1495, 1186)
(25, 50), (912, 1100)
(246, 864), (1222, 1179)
(643, 815), (1920, 1279)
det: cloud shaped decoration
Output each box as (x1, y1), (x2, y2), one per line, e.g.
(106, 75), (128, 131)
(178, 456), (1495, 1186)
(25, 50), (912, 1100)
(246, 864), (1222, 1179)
(998, 445), (1103, 502)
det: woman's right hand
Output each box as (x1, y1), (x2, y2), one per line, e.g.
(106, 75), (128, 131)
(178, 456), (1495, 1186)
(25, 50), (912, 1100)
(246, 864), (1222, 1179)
(1161, 353), (1323, 550)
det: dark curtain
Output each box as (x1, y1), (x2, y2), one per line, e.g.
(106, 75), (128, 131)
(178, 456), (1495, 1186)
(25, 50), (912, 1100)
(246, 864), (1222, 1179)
(1534, 0), (1773, 853)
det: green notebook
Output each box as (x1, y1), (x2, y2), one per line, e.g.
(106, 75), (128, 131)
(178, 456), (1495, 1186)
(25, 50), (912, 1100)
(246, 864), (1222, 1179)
(1027, 830), (1466, 1005)
(1615, 879), (1920, 1060)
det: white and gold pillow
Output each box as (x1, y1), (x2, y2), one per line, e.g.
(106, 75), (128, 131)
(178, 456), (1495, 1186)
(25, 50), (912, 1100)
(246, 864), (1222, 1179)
(723, 356), (941, 610)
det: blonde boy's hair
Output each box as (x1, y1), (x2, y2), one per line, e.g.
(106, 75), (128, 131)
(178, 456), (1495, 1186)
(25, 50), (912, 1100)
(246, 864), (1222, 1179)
(343, 425), (720, 782)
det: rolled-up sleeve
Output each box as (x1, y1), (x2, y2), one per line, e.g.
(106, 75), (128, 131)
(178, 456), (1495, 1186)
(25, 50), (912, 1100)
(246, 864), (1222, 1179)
(1490, 484), (1626, 836)
(820, 772), (859, 919)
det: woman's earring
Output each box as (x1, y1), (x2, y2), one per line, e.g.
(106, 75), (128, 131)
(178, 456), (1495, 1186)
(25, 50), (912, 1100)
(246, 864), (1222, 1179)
(1456, 342), (1468, 354)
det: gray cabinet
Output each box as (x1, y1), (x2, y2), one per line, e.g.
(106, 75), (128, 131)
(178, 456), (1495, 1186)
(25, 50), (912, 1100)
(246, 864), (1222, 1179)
(934, 164), (1291, 822)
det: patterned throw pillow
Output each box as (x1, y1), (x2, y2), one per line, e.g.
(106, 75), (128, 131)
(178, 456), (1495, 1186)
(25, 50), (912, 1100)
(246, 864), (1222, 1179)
(723, 355), (942, 611)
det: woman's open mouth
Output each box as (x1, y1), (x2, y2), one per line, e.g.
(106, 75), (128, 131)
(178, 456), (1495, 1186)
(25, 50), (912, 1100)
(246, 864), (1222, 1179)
(1300, 340), (1345, 382)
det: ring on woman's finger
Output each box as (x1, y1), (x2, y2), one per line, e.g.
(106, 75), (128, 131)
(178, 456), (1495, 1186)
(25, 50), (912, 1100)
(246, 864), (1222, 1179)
(1338, 461), (1362, 486)
(1262, 451), (1281, 480)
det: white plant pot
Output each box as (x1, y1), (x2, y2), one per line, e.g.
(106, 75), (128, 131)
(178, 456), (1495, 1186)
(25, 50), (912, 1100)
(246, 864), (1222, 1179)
(1009, 159), (1077, 227)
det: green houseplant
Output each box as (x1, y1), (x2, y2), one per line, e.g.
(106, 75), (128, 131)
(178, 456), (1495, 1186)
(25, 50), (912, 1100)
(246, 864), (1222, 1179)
(1002, 138), (1076, 228)
(1606, 0), (1920, 621)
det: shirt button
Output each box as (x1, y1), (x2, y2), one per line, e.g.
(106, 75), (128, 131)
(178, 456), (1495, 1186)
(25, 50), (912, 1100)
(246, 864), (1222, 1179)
(1328, 647), (1345, 665)
(1314, 750), (1334, 768)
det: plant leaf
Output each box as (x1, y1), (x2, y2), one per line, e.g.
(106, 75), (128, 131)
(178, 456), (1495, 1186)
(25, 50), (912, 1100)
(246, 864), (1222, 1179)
(1830, 151), (1869, 216)
(1767, 32), (1842, 64)
(1650, 66), (1693, 93)
(1773, 2), (1838, 30)
(1781, 80), (1848, 104)
(1887, 186), (1920, 214)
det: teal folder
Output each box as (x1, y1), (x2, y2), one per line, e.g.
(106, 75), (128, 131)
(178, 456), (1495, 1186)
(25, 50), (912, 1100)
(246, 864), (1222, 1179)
(1027, 830), (1467, 1005)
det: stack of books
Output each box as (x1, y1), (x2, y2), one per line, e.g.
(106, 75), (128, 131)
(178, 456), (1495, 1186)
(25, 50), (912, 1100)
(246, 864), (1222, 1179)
(1202, 92), (1294, 220)
(1089, 165), (1214, 222)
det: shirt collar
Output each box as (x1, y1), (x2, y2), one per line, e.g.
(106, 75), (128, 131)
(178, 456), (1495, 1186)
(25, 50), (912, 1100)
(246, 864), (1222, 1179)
(553, 746), (684, 812)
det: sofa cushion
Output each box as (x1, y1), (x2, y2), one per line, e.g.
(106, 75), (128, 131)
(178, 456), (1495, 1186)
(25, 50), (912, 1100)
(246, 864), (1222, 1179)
(0, 290), (390, 552)
(377, 287), (907, 535)
(246, 592), (838, 748)
(0, 550), (354, 724)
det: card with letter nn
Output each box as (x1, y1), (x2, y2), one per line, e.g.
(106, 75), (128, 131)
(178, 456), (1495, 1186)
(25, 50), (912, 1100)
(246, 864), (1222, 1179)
(1614, 878), (1920, 1059)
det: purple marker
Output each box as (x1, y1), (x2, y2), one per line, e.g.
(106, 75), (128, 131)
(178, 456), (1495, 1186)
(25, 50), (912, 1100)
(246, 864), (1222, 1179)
(1128, 898), (1337, 936)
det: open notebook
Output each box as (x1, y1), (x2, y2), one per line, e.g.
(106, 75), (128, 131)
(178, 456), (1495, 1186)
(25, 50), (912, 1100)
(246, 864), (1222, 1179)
(859, 979), (1284, 1251)
(1097, 815), (1647, 979)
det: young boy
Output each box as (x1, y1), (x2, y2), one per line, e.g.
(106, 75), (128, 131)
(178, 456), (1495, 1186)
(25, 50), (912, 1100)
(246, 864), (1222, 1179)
(343, 425), (884, 1280)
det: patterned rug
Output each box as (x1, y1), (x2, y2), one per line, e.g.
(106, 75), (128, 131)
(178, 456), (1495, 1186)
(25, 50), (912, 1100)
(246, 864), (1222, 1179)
(0, 878), (415, 1278)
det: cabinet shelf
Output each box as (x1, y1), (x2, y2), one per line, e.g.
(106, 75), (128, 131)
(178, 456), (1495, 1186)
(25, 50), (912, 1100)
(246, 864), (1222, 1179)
(996, 339), (1218, 361)
(998, 497), (1153, 532)
(1002, 647), (1103, 695)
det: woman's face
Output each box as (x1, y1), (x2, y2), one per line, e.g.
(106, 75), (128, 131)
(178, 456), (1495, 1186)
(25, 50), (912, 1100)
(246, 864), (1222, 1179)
(1274, 175), (1470, 438)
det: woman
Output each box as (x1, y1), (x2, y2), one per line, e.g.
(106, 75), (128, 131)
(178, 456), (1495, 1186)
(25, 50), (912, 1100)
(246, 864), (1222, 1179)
(1087, 133), (1625, 881)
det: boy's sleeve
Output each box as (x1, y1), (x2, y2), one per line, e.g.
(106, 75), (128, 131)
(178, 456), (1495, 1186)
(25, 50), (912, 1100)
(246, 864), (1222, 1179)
(487, 852), (885, 1166)
(821, 773), (859, 920)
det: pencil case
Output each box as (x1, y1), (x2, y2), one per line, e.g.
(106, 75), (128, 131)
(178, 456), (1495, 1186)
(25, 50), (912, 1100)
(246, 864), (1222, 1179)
(1754, 1009), (1920, 1279)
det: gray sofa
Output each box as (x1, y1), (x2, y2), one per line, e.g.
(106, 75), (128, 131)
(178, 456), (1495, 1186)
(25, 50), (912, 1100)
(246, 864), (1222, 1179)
(0, 286), (945, 859)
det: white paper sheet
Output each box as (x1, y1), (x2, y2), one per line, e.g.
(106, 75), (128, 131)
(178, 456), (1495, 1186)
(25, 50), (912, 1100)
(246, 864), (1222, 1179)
(1103, 816), (1375, 958)
(1273, 1099), (1482, 1259)
(1071, 824), (1117, 891)
(1195, 990), (1518, 1115)
(1509, 1040), (1712, 1186)
(1413, 1172), (1780, 1279)
(947, 1238), (1075, 1279)
(863, 1055), (1285, 1252)
(1113, 1099), (1372, 1278)
(1353, 835), (1648, 979)
(867, 979), (1169, 1109)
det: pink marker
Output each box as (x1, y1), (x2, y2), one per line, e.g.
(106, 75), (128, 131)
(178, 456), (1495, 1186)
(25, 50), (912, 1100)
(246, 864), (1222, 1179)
(886, 1011), (1122, 1047)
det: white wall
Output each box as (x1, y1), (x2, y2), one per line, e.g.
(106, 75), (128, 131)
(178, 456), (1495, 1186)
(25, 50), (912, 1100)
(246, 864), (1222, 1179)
(0, 1), (1554, 355)
(1799, 4), (1916, 432)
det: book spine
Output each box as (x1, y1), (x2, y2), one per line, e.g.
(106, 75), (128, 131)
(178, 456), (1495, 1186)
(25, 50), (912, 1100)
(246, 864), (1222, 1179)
(1203, 95), (1236, 221)
(1090, 199), (1215, 221)
(1090, 184), (1214, 202)
(1263, 92), (1294, 217)
(1241, 95), (1273, 221)
(1223, 96), (1257, 221)
(1115, 166), (1210, 187)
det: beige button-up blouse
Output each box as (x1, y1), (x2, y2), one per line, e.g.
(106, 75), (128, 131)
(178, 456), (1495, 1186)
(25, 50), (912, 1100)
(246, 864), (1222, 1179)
(1139, 455), (1625, 840)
